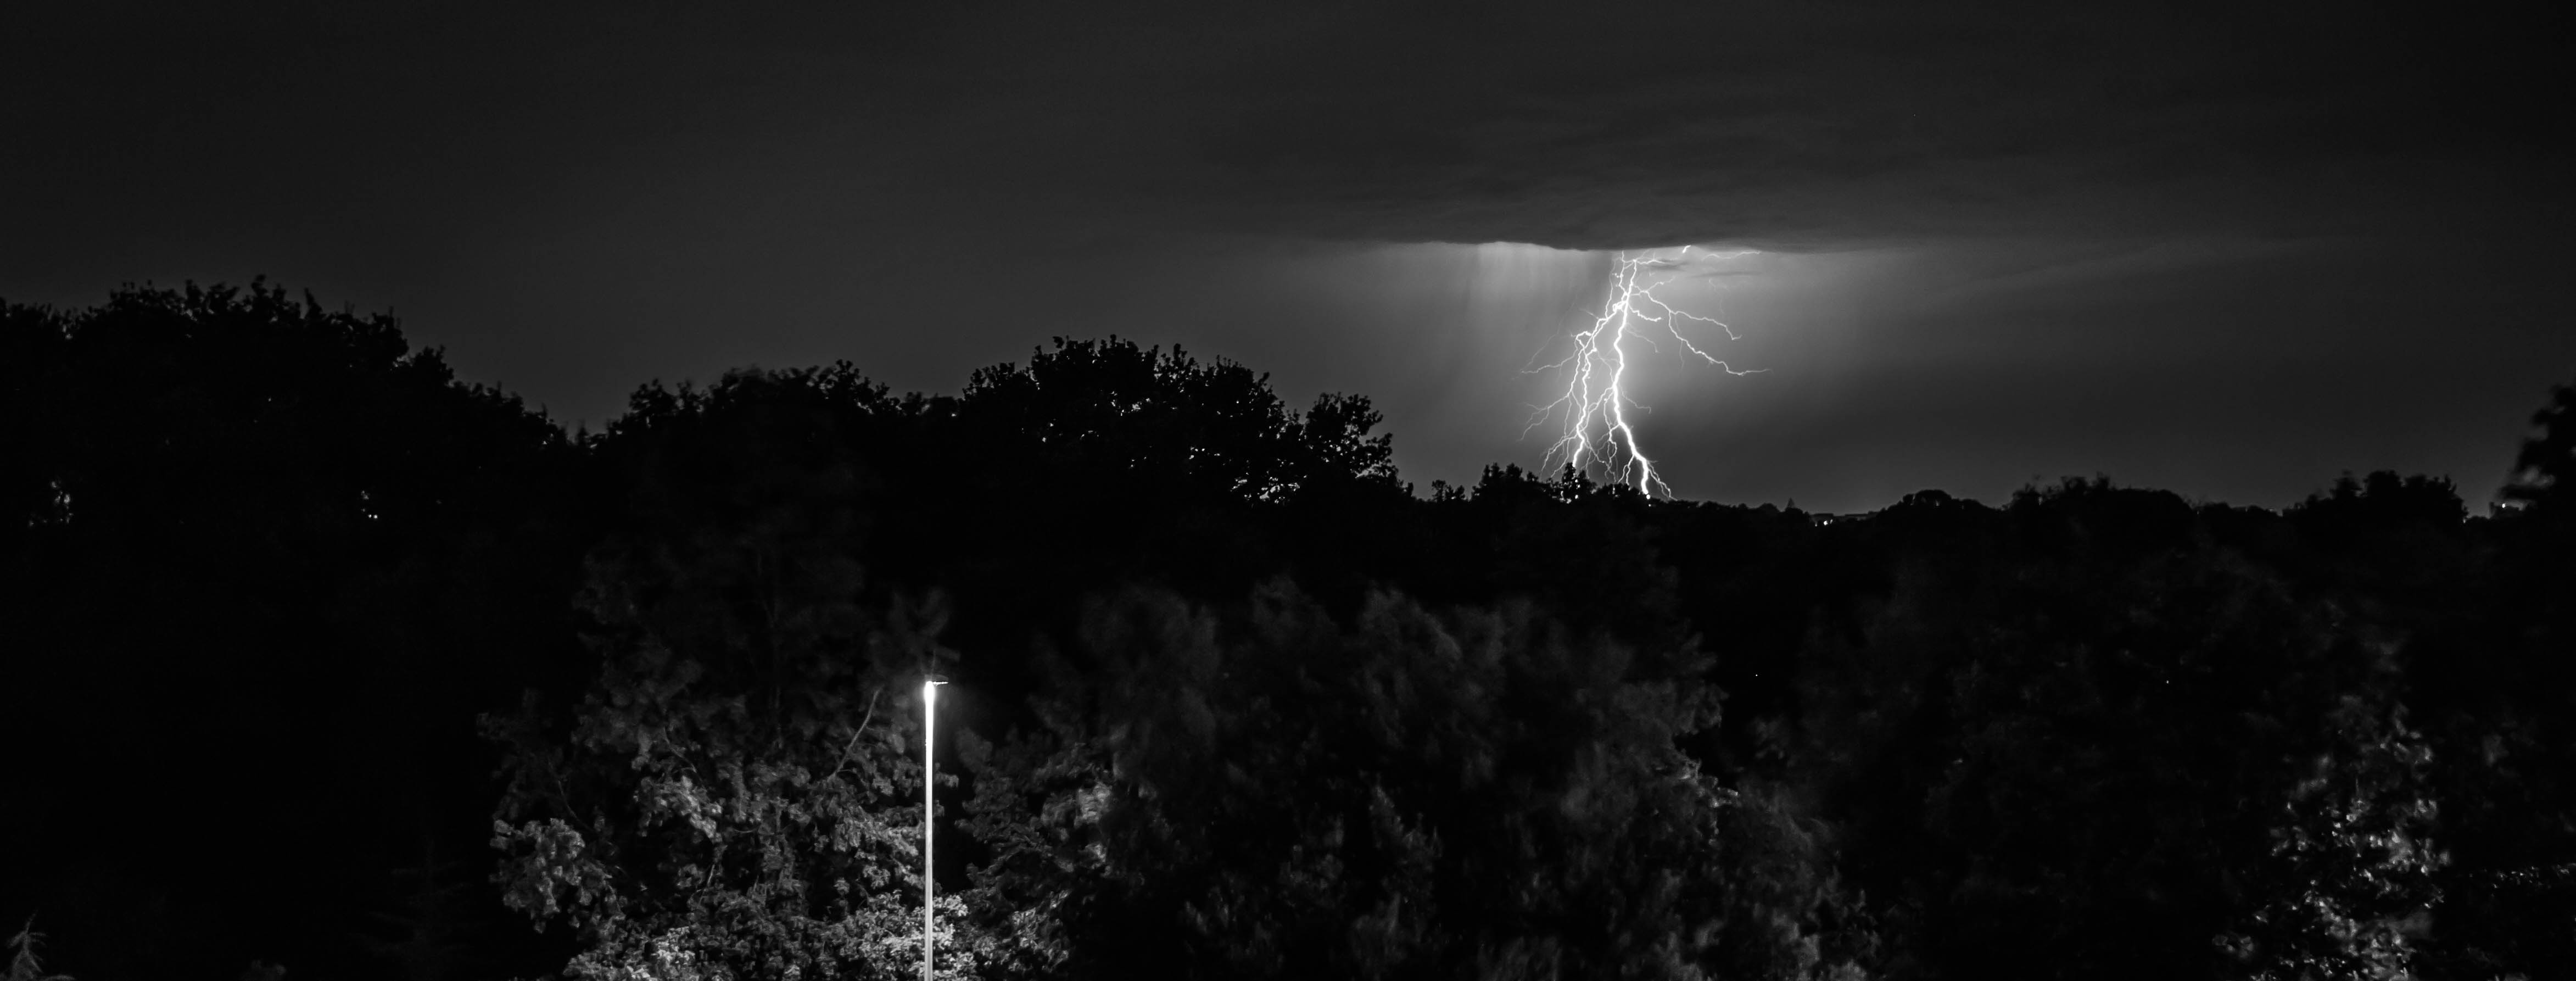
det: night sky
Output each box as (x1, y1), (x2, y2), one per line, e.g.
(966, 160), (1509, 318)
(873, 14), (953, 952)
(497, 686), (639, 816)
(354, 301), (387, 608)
(8, 0), (2569, 512)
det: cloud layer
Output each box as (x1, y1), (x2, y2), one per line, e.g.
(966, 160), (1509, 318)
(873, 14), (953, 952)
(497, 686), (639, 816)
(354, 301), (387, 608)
(6, 1), (2569, 508)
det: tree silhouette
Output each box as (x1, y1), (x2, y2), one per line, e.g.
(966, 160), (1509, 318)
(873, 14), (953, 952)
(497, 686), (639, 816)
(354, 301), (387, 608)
(9, 281), (2575, 981)
(2, 282), (585, 980)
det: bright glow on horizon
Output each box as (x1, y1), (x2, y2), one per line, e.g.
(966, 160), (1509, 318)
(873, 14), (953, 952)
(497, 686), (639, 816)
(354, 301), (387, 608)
(1526, 246), (1765, 497)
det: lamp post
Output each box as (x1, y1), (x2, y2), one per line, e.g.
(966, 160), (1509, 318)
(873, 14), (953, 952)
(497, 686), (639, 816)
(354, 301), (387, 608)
(922, 678), (945, 981)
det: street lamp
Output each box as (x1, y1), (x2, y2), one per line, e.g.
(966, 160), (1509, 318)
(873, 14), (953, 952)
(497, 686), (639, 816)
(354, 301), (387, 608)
(922, 678), (945, 981)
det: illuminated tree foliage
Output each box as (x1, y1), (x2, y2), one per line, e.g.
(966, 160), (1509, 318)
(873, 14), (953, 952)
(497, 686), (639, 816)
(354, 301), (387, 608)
(958, 582), (1872, 980)
(481, 374), (1015, 981)
(8, 918), (74, 981)
(483, 562), (966, 981)
(2223, 698), (2445, 980)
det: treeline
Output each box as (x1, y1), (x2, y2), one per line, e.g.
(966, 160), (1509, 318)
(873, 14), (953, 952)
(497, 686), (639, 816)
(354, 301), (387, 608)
(4, 282), (2572, 980)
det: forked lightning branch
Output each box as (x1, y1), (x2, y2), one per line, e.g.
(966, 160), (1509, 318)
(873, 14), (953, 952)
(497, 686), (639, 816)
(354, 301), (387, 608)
(1528, 246), (1763, 498)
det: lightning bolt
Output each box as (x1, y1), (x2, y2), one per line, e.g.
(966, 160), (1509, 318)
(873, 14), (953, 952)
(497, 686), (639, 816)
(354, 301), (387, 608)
(1526, 246), (1764, 498)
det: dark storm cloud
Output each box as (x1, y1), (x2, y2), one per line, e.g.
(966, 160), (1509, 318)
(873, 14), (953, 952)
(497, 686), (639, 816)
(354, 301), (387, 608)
(880, 0), (2571, 249)
(9, 1), (2563, 262)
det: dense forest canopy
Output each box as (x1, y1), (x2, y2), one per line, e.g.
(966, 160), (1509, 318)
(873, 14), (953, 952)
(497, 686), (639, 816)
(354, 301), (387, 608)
(4, 282), (2573, 981)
